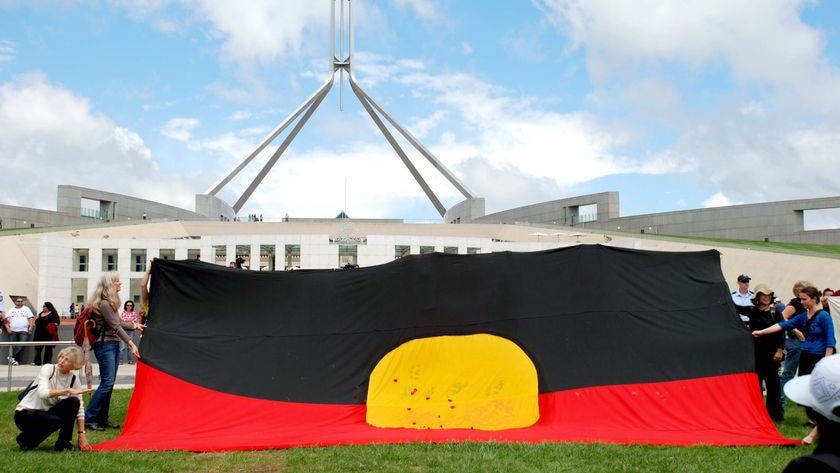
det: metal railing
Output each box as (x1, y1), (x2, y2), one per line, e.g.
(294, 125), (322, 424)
(0, 341), (76, 392)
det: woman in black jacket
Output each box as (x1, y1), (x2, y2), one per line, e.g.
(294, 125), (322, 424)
(32, 301), (60, 365)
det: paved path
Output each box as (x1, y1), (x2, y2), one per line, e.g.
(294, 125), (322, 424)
(1, 362), (136, 392)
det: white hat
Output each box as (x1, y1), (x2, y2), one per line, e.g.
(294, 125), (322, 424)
(784, 355), (840, 423)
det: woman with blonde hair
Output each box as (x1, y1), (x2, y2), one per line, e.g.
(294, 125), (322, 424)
(83, 272), (142, 432)
(14, 346), (92, 451)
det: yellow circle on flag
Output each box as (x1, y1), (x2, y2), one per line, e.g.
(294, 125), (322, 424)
(366, 333), (539, 431)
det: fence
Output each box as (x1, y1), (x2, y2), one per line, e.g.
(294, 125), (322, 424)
(0, 340), (77, 392)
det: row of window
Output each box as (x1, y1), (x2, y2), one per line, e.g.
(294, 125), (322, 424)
(73, 245), (482, 272)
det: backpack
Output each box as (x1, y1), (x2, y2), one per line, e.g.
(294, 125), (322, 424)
(73, 306), (103, 346)
(17, 366), (75, 401)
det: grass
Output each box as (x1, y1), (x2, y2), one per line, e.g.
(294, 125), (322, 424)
(646, 233), (840, 257)
(0, 389), (820, 472)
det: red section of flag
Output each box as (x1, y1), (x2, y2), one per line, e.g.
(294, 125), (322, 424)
(93, 363), (796, 451)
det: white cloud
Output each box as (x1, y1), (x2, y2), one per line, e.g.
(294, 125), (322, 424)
(0, 73), (193, 209)
(535, 0), (840, 205)
(161, 117), (199, 142)
(703, 192), (734, 208)
(393, 0), (439, 21)
(192, 1), (330, 66)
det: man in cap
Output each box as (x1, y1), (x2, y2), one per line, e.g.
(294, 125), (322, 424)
(732, 274), (754, 323)
(782, 355), (840, 472)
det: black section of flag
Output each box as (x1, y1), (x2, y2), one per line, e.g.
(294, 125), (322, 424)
(140, 245), (751, 404)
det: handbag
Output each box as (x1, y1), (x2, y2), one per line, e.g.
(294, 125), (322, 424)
(46, 322), (59, 342)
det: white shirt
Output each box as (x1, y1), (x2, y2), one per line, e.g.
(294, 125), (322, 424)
(731, 290), (754, 307)
(16, 364), (85, 419)
(6, 305), (33, 332)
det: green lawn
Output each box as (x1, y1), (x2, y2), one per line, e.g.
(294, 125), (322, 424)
(0, 390), (817, 472)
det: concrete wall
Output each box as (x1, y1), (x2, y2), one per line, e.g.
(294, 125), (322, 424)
(195, 194), (235, 221)
(0, 203), (89, 230)
(583, 196), (840, 244)
(469, 193), (840, 245)
(444, 197), (486, 224)
(473, 192), (620, 226)
(57, 185), (206, 223)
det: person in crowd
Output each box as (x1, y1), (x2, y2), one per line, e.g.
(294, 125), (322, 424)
(731, 274), (754, 324)
(739, 283), (785, 421)
(780, 281), (811, 408)
(14, 346), (92, 451)
(782, 355), (840, 472)
(32, 301), (60, 365)
(4, 297), (35, 365)
(118, 300), (139, 364)
(754, 285), (836, 444)
(823, 288), (835, 314)
(84, 272), (142, 432)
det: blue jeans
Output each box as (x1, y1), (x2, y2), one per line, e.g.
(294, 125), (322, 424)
(85, 341), (120, 424)
(120, 330), (139, 363)
(9, 331), (30, 363)
(780, 336), (801, 407)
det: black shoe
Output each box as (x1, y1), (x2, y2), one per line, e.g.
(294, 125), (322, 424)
(16, 433), (31, 451)
(105, 421), (121, 429)
(85, 422), (105, 431)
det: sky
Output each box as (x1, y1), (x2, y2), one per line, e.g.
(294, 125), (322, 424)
(2, 0), (840, 224)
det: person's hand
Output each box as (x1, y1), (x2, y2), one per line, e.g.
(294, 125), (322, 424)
(793, 329), (805, 342)
(752, 330), (762, 338)
(78, 432), (91, 451)
(773, 350), (784, 362)
(130, 342), (141, 360)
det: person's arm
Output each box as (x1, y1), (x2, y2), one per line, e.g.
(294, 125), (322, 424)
(753, 323), (784, 338)
(822, 312), (836, 356)
(141, 259), (153, 307)
(27, 313), (35, 334)
(72, 376), (92, 450)
(76, 417), (90, 450)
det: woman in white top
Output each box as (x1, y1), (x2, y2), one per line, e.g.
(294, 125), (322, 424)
(14, 345), (92, 451)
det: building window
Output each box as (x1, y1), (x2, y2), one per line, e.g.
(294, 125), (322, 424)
(284, 245), (300, 270)
(467, 247), (481, 254)
(188, 249), (201, 261)
(419, 246), (435, 255)
(236, 245), (250, 269)
(132, 249), (147, 272)
(214, 245), (227, 266)
(159, 249), (175, 260)
(73, 249), (89, 272)
(443, 246), (458, 254)
(71, 278), (88, 307)
(260, 245), (276, 271)
(102, 249), (118, 271)
(338, 244), (358, 268)
(395, 245), (410, 259)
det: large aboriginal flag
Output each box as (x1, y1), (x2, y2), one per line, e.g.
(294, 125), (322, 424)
(95, 245), (795, 451)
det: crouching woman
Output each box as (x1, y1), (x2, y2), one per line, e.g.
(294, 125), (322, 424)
(14, 345), (93, 451)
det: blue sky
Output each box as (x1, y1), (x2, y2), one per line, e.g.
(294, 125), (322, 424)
(2, 0), (840, 223)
